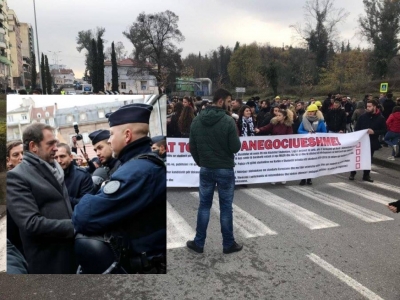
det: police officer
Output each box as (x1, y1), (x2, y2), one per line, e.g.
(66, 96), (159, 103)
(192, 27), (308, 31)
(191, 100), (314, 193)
(151, 135), (167, 162)
(88, 129), (121, 191)
(72, 103), (166, 274)
(55, 143), (93, 209)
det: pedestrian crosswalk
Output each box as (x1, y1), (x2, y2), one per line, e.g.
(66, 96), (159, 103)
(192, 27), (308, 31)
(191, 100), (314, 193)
(167, 180), (398, 250)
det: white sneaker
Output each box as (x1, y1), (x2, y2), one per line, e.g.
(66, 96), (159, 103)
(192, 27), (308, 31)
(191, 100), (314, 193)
(388, 156), (395, 161)
(281, 181), (286, 184)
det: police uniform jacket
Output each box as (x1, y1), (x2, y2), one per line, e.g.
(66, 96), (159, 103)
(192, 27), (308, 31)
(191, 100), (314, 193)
(7, 152), (76, 274)
(64, 163), (93, 209)
(72, 136), (166, 256)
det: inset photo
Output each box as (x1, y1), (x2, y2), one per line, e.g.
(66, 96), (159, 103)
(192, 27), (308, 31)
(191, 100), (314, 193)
(6, 95), (166, 274)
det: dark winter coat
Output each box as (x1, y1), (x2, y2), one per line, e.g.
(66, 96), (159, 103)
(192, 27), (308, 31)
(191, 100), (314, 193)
(64, 163), (93, 209)
(351, 102), (366, 124)
(167, 114), (181, 137)
(189, 106), (241, 169)
(382, 98), (396, 120)
(7, 152), (76, 274)
(256, 108), (270, 128)
(355, 110), (387, 151)
(325, 108), (347, 132)
(342, 101), (354, 124)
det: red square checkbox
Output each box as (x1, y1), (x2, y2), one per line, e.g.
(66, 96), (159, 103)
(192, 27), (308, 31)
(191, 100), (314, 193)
(356, 156), (360, 162)
(356, 149), (361, 155)
(356, 142), (361, 148)
(356, 163), (360, 169)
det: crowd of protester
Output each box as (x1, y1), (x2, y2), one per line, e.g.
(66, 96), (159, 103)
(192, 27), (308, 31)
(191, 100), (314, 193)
(167, 92), (400, 186)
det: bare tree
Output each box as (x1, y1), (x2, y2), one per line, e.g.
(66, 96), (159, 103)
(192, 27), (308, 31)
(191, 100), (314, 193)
(105, 42), (127, 61)
(123, 10), (185, 94)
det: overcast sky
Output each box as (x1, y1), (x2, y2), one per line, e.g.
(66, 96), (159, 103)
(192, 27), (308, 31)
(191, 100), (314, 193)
(7, 95), (148, 112)
(9, 0), (370, 79)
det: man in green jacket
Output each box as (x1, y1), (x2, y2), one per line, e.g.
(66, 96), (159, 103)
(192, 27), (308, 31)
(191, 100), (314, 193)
(187, 88), (243, 254)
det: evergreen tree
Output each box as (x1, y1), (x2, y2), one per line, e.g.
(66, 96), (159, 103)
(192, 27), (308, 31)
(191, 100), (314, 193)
(40, 53), (46, 92)
(45, 55), (52, 94)
(111, 42), (119, 92)
(359, 0), (400, 78)
(346, 40), (351, 52)
(234, 41), (240, 52)
(90, 39), (99, 93)
(341, 41), (345, 53)
(97, 33), (105, 92)
(31, 52), (37, 89)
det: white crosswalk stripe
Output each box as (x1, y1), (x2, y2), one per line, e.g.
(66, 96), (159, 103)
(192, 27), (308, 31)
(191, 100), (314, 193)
(241, 188), (339, 230)
(287, 186), (393, 223)
(189, 192), (278, 238)
(307, 253), (384, 300)
(360, 180), (400, 195)
(167, 202), (195, 249)
(327, 182), (396, 205)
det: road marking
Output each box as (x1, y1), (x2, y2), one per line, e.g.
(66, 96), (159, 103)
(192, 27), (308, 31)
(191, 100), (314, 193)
(361, 180), (400, 195)
(242, 188), (339, 230)
(167, 202), (195, 249)
(287, 186), (393, 223)
(328, 182), (395, 205)
(307, 253), (384, 300)
(190, 192), (277, 238)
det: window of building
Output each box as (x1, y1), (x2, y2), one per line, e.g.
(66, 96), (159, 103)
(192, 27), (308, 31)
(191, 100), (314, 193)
(121, 82), (126, 89)
(40, 119), (45, 124)
(21, 114), (27, 120)
(98, 110), (105, 118)
(80, 113), (86, 120)
(45, 111), (49, 117)
(141, 81), (147, 90)
(37, 113), (41, 118)
(8, 115), (13, 122)
(45, 119), (49, 125)
(67, 115), (73, 122)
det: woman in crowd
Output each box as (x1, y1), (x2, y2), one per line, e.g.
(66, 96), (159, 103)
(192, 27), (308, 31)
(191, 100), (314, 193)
(178, 106), (195, 138)
(183, 96), (197, 115)
(298, 104), (327, 185)
(167, 101), (184, 137)
(259, 106), (281, 128)
(6, 140), (23, 171)
(384, 106), (400, 160)
(237, 105), (256, 136)
(255, 109), (294, 184)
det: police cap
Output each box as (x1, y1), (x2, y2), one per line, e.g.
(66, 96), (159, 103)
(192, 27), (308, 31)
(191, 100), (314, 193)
(106, 103), (153, 127)
(89, 129), (110, 145)
(151, 135), (166, 144)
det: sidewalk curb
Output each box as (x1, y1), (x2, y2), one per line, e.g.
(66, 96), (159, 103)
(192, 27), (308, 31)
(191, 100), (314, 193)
(372, 157), (400, 172)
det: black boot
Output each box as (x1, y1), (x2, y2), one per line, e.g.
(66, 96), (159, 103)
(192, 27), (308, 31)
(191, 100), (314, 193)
(349, 171), (356, 181)
(307, 179), (312, 185)
(299, 179), (306, 186)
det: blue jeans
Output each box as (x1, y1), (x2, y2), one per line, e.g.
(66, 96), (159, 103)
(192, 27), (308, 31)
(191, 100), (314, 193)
(194, 167), (235, 249)
(384, 131), (400, 155)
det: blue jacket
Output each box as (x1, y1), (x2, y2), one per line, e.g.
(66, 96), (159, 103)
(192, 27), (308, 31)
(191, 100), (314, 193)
(64, 163), (93, 209)
(72, 137), (166, 255)
(298, 112), (327, 134)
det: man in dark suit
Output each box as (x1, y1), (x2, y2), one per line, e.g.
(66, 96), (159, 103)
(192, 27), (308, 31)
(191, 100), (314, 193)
(7, 123), (76, 274)
(55, 143), (93, 209)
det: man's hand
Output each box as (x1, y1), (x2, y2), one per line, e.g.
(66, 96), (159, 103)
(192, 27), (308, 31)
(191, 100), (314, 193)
(339, 130), (344, 133)
(367, 129), (375, 135)
(388, 204), (398, 213)
(255, 128), (260, 134)
(83, 153), (89, 161)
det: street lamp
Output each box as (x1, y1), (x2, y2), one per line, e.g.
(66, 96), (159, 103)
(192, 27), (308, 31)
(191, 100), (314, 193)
(33, 0), (42, 89)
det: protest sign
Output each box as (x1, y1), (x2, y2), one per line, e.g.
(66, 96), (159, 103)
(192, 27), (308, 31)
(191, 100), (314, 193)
(167, 130), (371, 187)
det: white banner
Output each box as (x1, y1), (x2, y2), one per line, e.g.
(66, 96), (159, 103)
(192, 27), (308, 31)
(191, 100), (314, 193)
(167, 130), (371, 187)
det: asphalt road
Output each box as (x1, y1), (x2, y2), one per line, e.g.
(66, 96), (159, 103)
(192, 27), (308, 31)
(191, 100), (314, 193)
(0, 164), (399, 299)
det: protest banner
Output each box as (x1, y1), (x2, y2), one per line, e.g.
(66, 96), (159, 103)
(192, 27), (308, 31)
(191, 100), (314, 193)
(166, 130), (371, 187)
